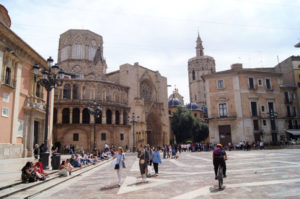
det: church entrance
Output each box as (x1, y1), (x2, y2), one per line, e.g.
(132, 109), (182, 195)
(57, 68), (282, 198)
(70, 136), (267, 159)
(146, 112), (163, 146)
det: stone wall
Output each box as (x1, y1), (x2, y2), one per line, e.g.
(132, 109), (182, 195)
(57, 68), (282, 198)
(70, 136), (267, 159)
(0, 143), (23, 159)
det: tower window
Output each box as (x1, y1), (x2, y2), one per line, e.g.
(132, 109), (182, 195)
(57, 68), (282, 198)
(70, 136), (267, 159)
(73, 133), (79, 141)
(101, 133), (106, 141)
(192, 70), (195, 80)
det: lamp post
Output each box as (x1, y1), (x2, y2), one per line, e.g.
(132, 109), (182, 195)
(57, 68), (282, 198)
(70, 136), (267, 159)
(32, 57), (65, 169)
(88, 100), (102, 152)
(128, 112), (139, 152)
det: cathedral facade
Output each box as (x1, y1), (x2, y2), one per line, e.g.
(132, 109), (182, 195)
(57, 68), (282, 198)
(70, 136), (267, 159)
(53, 29), (169, 152)
(188, 34), (216, 107)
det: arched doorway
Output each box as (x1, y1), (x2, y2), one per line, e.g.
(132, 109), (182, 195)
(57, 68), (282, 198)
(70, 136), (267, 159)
(146, 112), (163, 146)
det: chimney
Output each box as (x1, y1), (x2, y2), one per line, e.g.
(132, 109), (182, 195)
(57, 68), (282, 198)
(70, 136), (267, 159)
(231, 63), (243, 70)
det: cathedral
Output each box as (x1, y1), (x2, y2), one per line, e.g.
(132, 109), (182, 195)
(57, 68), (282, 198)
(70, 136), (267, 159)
(188, 34), (216, 107)
(53, 29), (170, 152)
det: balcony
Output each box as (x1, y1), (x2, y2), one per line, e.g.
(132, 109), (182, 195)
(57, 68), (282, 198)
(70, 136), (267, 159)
(24, 96), (46, 112)
(248, 86), (257, 90)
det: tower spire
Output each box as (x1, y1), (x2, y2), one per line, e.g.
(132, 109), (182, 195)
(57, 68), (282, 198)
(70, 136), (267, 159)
(196, 33), (204, 56)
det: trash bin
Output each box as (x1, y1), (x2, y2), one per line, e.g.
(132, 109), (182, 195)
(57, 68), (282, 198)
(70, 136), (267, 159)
(51, 153), (61, 170)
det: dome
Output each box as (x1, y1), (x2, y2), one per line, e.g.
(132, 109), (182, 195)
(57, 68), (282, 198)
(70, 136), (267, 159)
(200, 106), (208, 114)
(168, 97), (182, 107)
(185, 102), (201, 111)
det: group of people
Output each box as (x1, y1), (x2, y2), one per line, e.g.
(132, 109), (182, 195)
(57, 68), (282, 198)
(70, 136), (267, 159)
(21, 159), (48, 183)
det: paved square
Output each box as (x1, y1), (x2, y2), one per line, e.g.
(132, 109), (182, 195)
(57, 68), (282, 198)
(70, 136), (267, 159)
(38, 149), (300, 199)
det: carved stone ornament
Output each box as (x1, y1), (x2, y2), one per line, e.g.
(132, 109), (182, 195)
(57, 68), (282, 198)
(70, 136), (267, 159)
(140, 81), (152, 100)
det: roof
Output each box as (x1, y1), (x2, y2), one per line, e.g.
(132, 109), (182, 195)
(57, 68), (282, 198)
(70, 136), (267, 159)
(295, 42), (300, 48)
(286, 130), (300, 136)
(186, 102), (201, 111)
(203, 67), (281, 79)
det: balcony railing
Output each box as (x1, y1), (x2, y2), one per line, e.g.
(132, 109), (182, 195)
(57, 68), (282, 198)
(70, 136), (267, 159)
(24, 96), (46, 112)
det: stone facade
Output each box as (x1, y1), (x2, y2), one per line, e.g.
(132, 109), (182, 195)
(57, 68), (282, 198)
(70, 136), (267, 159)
(0, 4), (54, 159)
(203, 64), (287, 146)
(188, 34), (215, 107)
(107, 63), (170, 147)
(54, 30), (170, 152)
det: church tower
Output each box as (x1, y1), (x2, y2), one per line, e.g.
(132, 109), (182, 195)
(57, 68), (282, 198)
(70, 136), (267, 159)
(188, 34), (216, 107)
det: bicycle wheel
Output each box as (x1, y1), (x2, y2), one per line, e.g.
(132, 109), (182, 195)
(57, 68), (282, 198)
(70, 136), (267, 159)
(217, 167), (223, 189)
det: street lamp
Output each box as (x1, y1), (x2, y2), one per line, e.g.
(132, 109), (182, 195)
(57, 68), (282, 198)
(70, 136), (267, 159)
(32, 56), (65, 169)
(88, 100), (102, 152)
(128, 112), (139, 152)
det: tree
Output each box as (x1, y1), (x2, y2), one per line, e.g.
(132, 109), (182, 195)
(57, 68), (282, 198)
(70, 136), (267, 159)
(171, 107), (209, 143)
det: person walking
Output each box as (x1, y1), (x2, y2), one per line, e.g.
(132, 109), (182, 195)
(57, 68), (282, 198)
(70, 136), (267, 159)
(114, 147), (125, 186)
(152, 146), (162, 176)
(138, 145), (149, 182)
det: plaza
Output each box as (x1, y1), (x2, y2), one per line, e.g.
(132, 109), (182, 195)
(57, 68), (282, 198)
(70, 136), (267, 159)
(16, 149), (299, 199)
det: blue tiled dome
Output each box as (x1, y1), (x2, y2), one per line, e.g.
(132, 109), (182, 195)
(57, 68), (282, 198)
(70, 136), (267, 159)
(200, 106), (208, 114)
(185, 102), (201, 111)
(168, 97), (182, 107)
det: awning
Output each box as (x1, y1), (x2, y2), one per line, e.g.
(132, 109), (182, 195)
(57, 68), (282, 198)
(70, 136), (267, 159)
(286, 130), (300, 136)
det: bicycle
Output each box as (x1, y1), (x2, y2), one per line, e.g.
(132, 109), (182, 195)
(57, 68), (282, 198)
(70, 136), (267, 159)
(217, 164), (223, 189)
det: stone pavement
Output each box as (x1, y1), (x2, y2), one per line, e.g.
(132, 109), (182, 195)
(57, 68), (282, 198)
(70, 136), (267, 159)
(36, 149), (300, 199)
(0, 154), (71, 188)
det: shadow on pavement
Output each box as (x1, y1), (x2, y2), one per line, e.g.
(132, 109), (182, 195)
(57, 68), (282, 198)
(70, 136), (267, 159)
(209, 185), (225, 193)
(100, 184), (120, 190)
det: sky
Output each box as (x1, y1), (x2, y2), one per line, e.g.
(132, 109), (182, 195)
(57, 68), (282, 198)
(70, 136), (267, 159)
(2, 0), (300, 103)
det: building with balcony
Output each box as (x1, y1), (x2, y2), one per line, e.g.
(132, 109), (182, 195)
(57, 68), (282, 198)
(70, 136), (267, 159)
(203, 63), (286, 146)
(53, 29), (170, 152)
(0, 4), (53, 158)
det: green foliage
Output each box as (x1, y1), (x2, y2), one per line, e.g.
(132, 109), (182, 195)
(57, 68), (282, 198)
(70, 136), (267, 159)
(171, 107), (209, 144)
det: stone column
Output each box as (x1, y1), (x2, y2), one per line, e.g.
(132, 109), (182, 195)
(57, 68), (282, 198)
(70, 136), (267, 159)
(79, 108), (82, 124)
(102, 107), (106, 124)
(0, 50), (3, 81)
(120, 110), (123, 125)
(27, 112), (35, 156)
(80, 85), (83, 100)
(57, 108), (62, 124)
(112, 109), (116, 124)
(70, 108), (73, 124)
(11, 63), (22, 144)
(70, 83), (73, 100)
(90, 112), (94, 123)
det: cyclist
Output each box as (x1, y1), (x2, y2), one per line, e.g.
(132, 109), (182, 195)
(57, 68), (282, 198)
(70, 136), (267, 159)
(212, 144), (227, 179)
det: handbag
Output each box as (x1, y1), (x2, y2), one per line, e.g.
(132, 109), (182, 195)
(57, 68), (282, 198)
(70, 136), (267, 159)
(114, 163), (119, 170)
(140, 159), (145, 164)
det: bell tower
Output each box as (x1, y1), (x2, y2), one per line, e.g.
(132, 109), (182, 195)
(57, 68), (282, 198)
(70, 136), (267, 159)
(188, 34), (216, 107)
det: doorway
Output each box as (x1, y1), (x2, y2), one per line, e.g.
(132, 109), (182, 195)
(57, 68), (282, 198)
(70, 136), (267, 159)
(34, 121), (39, 147)
(218, 125), (232, 146)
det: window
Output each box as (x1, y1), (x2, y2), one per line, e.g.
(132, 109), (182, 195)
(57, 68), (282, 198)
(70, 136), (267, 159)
(253, 120), (259, 131)
(73, 85), (79, 100)
(284, 92), (290, 103)
(194, 113), (197, 117)
(249, 77), (255, 89)
(288, 120), (293, 129)
(72, 108), (80, 124)
(36, 83), (43, 98)
(4, 67), (11, 85)
(266, 79), (271, 90)
(271, 119), (276, 130)
(168, 110), (171, 115)
(62, 108), (70, 124)
(192, 70), (195, 80)
(82, 108), (90, 124)
(3, 93), (9, 102)
(2, 107), (9, 117)
(53, 108), (57, 124)
(251, 102), (257, 116)
(268, 102), (274, 113)
(219, 103), (227, 117)
(73, 133), (79, 141)
(258, 79), (263, 86)
(292, 93), (296, 99)
(115, 111), (120, 124)
(287, 106), (291, 117)
(120, 133), (124, 141)
(294, 107), (297, 116)
(218, 80), (224, 88)
(263, 120), (267, 126)
(106, 109), (112, 124)
(295, 120), (298, 129)
(101, 133), (106, 141)
(261, 106), (265, 112)
(123, 112), (127, 125)
(63, 84), (71, 99)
